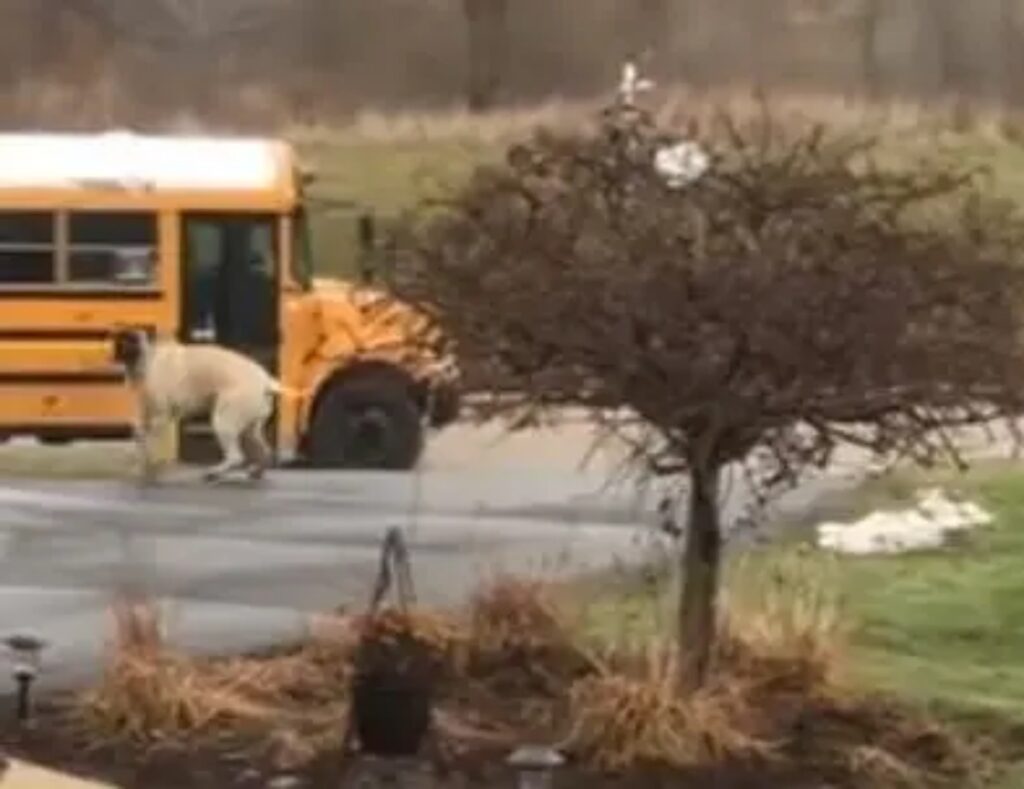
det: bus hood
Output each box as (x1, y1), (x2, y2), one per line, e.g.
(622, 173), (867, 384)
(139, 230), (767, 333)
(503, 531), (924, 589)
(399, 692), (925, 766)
(308, 277), (454, 380)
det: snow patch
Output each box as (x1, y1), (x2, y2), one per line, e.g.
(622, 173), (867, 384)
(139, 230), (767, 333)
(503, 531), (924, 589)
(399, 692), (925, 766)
(816, 487), (993, 556)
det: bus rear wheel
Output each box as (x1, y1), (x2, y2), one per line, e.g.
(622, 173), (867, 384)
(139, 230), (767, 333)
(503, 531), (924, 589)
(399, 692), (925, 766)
(307, 374), (424, 470)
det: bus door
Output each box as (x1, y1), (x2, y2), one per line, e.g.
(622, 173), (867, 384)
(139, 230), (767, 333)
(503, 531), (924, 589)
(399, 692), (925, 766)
(178, 213), (280, 463)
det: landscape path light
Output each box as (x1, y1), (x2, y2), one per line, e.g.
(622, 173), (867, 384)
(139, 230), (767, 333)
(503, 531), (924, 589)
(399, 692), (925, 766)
(507, 745), (565, 789)
(3, 634), (47, 725)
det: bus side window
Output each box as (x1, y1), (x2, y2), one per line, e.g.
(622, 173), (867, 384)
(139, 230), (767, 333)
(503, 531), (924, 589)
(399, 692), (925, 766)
(67, 211), (158, 288)
(0, 211), (56, 285)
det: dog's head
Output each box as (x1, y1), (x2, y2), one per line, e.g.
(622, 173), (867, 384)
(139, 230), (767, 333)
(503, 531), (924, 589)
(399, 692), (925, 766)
(110, 327), (149, 375)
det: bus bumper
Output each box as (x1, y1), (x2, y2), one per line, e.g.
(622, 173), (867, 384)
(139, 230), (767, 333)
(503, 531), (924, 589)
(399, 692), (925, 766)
(427, 380), (461, 428)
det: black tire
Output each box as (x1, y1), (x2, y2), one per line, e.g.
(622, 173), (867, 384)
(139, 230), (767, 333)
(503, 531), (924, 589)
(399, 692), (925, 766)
(307, 374), (424, 470)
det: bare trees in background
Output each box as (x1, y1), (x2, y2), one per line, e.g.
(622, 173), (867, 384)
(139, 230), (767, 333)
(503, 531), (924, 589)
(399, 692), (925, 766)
(859, 0), (882, 98)
(930, 0), (970, 97)
(4, 0), (1024, 126)
(1000, 0), (1024, 109)
(463, 0), (509, 111)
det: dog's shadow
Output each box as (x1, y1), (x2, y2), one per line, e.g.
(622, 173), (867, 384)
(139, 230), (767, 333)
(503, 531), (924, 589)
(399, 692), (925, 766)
(203, 476), (270, 489)
(128, 468), (272, 491)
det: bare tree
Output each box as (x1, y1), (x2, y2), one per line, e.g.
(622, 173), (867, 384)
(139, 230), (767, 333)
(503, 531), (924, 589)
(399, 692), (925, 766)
(463, 0), (508, 111)
(930, 0), (970, 95)
(391, 100), (1024, 689)
(1000, 0), (1024, 109)
(860, 0), (883, 98)
(302, 0), (342, 78)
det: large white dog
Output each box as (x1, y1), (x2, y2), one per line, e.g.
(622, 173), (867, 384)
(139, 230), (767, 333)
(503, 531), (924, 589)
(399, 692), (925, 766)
(111, 327), (279, 484)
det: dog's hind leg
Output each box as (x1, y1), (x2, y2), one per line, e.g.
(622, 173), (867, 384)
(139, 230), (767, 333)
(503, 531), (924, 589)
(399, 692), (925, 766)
(204, 403), (248, 483)
(240, 423), (272, 481)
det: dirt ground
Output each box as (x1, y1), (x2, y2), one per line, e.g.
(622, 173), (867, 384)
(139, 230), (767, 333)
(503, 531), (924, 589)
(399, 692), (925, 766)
(0, 690), (973, 789)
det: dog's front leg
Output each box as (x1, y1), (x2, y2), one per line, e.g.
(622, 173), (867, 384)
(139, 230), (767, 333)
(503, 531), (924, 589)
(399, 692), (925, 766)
(134, 404), (159, 485)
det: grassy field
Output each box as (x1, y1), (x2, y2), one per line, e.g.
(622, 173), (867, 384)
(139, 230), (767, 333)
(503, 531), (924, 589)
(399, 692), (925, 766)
(284, 93), (1024, 279)
(826, 465), (1024, 725)
(807, 464), (1024, 787)
(585, 461), (1024, 785)
(294, 134), (503, 278)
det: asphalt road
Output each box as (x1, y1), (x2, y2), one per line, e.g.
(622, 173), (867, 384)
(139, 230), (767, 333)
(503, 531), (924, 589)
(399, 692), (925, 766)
(0, 419), (869, 692)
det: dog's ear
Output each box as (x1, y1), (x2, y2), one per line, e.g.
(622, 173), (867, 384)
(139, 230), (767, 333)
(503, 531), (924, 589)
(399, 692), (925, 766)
(110, 326), (148, 369)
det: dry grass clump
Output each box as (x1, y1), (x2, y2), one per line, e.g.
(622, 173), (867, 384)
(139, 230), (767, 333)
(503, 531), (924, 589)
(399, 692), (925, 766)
(73, 597), (359, 768)
(466, 576), (597, 685)
(73, 599), (469, 768)
(567, 644), (775, 772)
(468, 576), (572, 656)
(76, 599), (280, 742)
(557, 556), (990, 788)
(719, 552), (849, 695)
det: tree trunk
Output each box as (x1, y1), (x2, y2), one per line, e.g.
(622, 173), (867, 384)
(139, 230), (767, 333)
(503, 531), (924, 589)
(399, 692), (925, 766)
(27, 0), (56, 78)
(463, 0), (508, 112)
(929, 0), (973, 129)
(860, 0), (883, 99)
(1000, 0), (1024, 110)
(678, 462), (723, 691)
(931, 0), (967, 94)
(304, 0), (342, 77)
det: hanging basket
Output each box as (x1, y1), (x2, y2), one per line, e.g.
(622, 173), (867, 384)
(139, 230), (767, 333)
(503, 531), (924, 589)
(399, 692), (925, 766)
(348, 528), (438, 758)
(351, 665), (434, 757)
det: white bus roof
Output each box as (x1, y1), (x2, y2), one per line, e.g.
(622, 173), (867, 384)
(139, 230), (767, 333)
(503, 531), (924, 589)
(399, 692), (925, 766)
(0, 132), (292, 192)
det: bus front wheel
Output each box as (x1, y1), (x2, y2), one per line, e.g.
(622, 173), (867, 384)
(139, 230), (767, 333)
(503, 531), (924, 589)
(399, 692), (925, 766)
(307, 374), (424, 470)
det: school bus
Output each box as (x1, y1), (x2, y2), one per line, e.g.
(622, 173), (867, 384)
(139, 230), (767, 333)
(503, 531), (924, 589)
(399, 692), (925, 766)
(0, 132), (460, 469)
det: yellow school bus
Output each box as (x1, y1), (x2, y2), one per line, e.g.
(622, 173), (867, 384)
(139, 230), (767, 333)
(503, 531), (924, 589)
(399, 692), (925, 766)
(0, 132), (459, 469)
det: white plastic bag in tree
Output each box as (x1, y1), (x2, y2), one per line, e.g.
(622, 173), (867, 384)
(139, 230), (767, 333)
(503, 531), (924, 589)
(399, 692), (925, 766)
(654, 140), (710, 189)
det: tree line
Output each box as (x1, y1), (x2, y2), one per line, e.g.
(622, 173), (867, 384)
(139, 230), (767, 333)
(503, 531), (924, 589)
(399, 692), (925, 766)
(0, 0), (1023, 125)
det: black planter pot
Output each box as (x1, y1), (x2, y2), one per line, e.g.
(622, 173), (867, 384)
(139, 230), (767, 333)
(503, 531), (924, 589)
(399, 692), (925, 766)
(351, 669), (433, 757)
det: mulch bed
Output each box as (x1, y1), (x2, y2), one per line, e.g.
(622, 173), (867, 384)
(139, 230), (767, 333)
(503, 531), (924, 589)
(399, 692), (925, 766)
(0, 589), (1007, 789)
(0, 694), (868, 789)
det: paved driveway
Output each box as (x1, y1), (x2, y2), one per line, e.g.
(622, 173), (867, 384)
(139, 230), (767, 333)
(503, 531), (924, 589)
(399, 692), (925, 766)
(0, 419), (868, 691)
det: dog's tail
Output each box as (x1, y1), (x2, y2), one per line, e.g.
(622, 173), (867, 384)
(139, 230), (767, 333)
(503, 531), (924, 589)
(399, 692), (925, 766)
(266, 378), (305, 402)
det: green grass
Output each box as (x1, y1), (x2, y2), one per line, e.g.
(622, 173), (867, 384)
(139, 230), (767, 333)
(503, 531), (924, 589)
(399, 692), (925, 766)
(830, 463), (1024, 724)
(293, 135), (502, 278)
(582, 460), (1024, 722)
(285, 116), (1024, 282)
(579, 462), (1024, 784)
